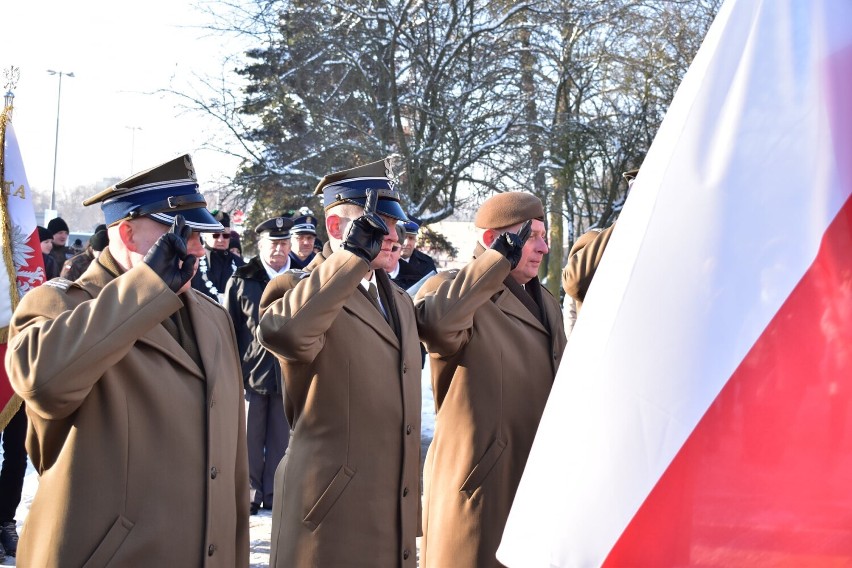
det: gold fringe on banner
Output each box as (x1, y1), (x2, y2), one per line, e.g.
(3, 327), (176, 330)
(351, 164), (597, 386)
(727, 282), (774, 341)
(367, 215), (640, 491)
(0, 106), (22, 316)
(1, 102), (26, 430)
(0, 394), (22, 431)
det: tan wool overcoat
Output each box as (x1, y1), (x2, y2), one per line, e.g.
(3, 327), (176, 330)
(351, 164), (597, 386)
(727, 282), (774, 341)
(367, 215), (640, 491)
(562, 223), (615, 312)
(415, 249), (567, 567)
(258, 247), (422, 567)
(5, 257), (249, 567)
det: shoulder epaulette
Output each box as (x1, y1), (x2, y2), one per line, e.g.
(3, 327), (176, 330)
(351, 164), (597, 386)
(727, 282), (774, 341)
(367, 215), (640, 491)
(42, 278), (74, 291)
(285, 269), (310, 280)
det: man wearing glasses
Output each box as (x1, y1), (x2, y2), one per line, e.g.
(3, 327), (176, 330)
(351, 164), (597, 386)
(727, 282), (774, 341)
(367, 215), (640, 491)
(191, 210), (245, 303)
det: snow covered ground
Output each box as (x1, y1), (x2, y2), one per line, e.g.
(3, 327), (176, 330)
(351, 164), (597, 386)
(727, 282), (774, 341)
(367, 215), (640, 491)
(4, 364), (436, 567)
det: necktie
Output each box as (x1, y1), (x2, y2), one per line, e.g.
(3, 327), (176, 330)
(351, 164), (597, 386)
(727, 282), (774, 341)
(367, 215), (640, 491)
(367, 281), (387, 320)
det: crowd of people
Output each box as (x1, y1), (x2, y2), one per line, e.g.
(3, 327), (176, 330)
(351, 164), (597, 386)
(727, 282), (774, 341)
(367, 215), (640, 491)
(1, 152), (621, 566)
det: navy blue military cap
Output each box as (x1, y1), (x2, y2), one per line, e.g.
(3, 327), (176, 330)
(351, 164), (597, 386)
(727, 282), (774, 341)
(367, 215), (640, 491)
(255, 216), (295, 240)
(291, 214), (318, 235)
(313, 156), (407, 222)
(402, 219), (420, 234)
(82, 154), (224, 232)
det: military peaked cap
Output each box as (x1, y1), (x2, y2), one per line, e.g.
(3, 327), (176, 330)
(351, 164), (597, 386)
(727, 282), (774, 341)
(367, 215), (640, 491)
(291, 214), (318, 235)
(255, 216), (295, 240)
(402, 219), (420, 234)
(313, 157), (407, 221)
(82, 154), (223, 232)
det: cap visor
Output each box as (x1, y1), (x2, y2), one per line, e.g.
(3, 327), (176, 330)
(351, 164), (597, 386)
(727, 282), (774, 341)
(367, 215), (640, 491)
(149, 208), (225, 232)
(346, 198), (408, 222)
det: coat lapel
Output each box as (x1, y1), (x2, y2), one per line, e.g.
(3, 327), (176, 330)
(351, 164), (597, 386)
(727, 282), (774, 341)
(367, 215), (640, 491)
(183, 290), (224, 383)
(494, 286), (548, 335)
(345, 288), (400, 348)
(78, 257), (205, 379)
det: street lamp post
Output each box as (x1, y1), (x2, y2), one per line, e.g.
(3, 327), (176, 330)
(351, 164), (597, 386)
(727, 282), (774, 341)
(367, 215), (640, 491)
(47, 69), (75, 211)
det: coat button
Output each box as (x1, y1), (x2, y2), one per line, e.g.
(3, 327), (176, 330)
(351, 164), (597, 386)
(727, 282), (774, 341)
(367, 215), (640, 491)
(403, 549), (410, 560)
(406, 424), (412, 435)
(403, 363), (408, 373)
(403, 487), (409, 497)
(208, 544), (216, 556)
(210, 397), (215, 408)
(210, 466), (218, 479)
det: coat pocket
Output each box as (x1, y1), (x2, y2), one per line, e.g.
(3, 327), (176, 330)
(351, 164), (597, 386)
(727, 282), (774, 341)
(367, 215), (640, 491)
(82, 515), (135, 568)
(459, 437), (507, 499)
(303, 465), (356, 531)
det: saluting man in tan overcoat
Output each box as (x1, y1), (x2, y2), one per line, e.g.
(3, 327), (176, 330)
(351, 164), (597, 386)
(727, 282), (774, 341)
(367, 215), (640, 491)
(258, 158), (422, 567)
(415, 192), (567, 567)
(4, 155), (249, 567)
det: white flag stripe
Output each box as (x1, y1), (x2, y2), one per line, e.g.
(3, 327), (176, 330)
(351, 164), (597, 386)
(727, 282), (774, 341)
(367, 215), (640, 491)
(498, 0), (852, 566)
(2, 120), (42, 325)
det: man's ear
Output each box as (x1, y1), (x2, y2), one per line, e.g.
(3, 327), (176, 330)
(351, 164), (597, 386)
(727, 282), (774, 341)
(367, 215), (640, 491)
(482, 228), (499, 248)
(117, 220), (137, 252)
(327, 214), (344, 240)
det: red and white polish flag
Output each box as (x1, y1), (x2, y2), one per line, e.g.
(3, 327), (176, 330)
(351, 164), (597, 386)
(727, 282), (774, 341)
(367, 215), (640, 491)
(1, 114), (45, 428)
(498, 0), (852, 566)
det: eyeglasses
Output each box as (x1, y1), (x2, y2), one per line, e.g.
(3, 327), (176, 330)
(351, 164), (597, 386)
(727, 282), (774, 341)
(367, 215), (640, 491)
(210, 233), (231, 239)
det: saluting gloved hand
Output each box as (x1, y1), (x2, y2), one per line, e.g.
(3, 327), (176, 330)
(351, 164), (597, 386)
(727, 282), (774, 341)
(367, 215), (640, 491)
(143, 214), (197, 293)
(489, 219), (532, 270)
(342, 189), (389, 263)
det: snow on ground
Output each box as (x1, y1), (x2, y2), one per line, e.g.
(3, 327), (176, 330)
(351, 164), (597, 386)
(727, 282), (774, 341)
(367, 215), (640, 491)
(6, 364), (436, 567)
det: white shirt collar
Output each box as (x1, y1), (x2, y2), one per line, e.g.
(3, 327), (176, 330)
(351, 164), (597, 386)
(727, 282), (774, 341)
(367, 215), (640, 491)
(261, 256), (291, 280)
(388, 262), (400, 279)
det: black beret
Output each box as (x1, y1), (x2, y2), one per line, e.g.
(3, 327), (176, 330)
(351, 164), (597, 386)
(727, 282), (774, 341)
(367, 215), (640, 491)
(474, 192), (544, 229)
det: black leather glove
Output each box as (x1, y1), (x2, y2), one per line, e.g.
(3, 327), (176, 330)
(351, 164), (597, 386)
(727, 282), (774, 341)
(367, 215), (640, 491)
(143, 214), (197, 293)
(489, 219), (532, 270)
(342, 189), (389, 263)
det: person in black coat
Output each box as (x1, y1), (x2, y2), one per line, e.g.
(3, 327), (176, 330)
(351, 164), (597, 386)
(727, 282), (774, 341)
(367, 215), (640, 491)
(37, 226), (60, 280)
(224, 215), (294, 515)
(287, 213), (319, 269)
(191, 210), (245, 302)
(394, 219), (438, 291)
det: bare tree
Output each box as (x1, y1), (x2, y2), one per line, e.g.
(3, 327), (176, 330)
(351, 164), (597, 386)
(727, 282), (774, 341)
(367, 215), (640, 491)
(175, 0), (720, 288)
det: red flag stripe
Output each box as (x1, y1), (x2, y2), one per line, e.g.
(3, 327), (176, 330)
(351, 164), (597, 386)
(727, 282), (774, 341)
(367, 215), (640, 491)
(604, 194), (852, 566)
